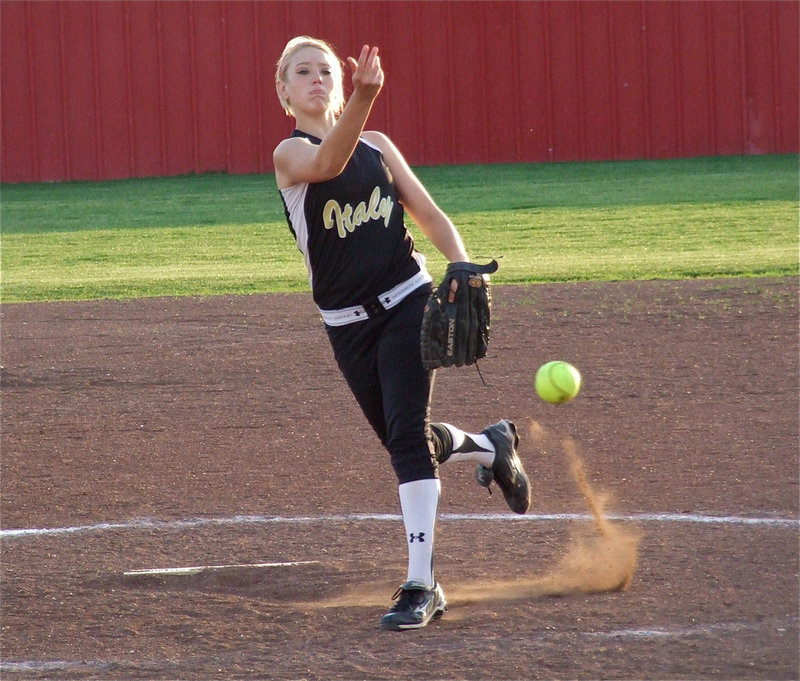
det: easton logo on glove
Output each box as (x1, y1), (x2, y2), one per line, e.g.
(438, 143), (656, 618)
(420, 260), (498, 369)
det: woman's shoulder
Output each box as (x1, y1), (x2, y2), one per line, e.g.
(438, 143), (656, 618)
(273, 134), (315, 160)
(360, 131), (406, 170)
(360, 130), (391, 151)
(273, 135), (320, 189)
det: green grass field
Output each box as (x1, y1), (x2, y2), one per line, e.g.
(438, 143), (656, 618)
(1, 154), (797, 303)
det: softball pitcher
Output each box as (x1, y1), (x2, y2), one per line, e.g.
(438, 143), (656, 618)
(273, 36), (531, 631)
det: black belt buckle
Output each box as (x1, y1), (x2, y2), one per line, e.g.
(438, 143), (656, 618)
(363, 298), (385, 318)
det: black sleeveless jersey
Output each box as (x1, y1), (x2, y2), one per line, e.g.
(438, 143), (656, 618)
(279, 130), (424, 311)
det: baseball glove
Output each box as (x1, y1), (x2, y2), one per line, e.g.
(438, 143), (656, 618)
(420, 259), (499, 369)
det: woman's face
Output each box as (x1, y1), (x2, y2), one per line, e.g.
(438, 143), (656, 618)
(278, 46), (342, 117)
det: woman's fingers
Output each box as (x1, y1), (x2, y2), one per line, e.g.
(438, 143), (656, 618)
(448, 278), (458, 303)
(350, 45), (383, 88)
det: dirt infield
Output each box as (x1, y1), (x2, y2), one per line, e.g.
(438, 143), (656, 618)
(2, 278), (798, 680)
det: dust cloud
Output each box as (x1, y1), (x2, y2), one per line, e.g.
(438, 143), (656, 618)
(448, 420), (641, 606)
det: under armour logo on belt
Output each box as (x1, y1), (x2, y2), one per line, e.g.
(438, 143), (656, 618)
(408, 532), (426, 543)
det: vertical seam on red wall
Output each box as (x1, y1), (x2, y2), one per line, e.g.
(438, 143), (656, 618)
(478, 2), (488, 164)
(639, 1), (651, 159)
(606, 1), (620, 160)
(24, 2), (40, 181)
(736, 1), (747, 153)
(348, 2), (356, 69)
(381, 3), (394, 154)
(123, 2), (136, 176)
(187, 5), (200, 174)
(221, 2), (232, 172)
(90, 3), (103, 179)
(413, 2), (425, 164)
(253, 2), (265, 173)
(155, 2), (167, 176)
(510, 2), (522, 161)
(704, 2), (717, 154)
(445, 3), (456, 165)
(673, 2), (684, 157)
(543, 3), (555, 161)
(575, 2), (586, 160)
(769, 1), (782, 150)
(57, 2), (71, 179)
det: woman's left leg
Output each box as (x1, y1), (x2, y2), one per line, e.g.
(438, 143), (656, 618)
(377, 292), (440, 588)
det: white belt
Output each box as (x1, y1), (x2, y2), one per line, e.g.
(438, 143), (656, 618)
(319, 269), (433, 327)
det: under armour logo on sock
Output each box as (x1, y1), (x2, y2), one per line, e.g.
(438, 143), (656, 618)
(408, 532), (426, 543)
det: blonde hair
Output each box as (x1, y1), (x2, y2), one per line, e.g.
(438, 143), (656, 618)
(275, 36), (345, 117)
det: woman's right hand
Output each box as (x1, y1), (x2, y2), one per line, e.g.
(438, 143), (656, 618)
(347, 45), (384, 101)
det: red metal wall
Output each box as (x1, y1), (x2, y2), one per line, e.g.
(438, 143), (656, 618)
(1, 1), (797, 183)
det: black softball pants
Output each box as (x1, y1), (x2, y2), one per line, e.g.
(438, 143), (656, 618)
(325, 287), (445, 484)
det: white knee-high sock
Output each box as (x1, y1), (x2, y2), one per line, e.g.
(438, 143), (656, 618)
(439, 423), (495, 467)
(398, 478), (440, 587)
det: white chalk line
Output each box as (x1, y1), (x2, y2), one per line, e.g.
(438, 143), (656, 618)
(587, 615), (799, 640)
(0, 661), (111, 673)
(3, 616), (797, 674)
(123, 560), (319, 576)
(1, 511), (797, 539)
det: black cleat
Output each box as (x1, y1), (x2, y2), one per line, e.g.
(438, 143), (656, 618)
(476, 419), (531, 514)
(379, 581), (447, 631)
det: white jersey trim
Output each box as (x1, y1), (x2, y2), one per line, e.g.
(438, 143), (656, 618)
(280, 182), (314, 289)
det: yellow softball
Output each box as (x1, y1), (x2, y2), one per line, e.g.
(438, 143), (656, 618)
(535, 361), (582, 404)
